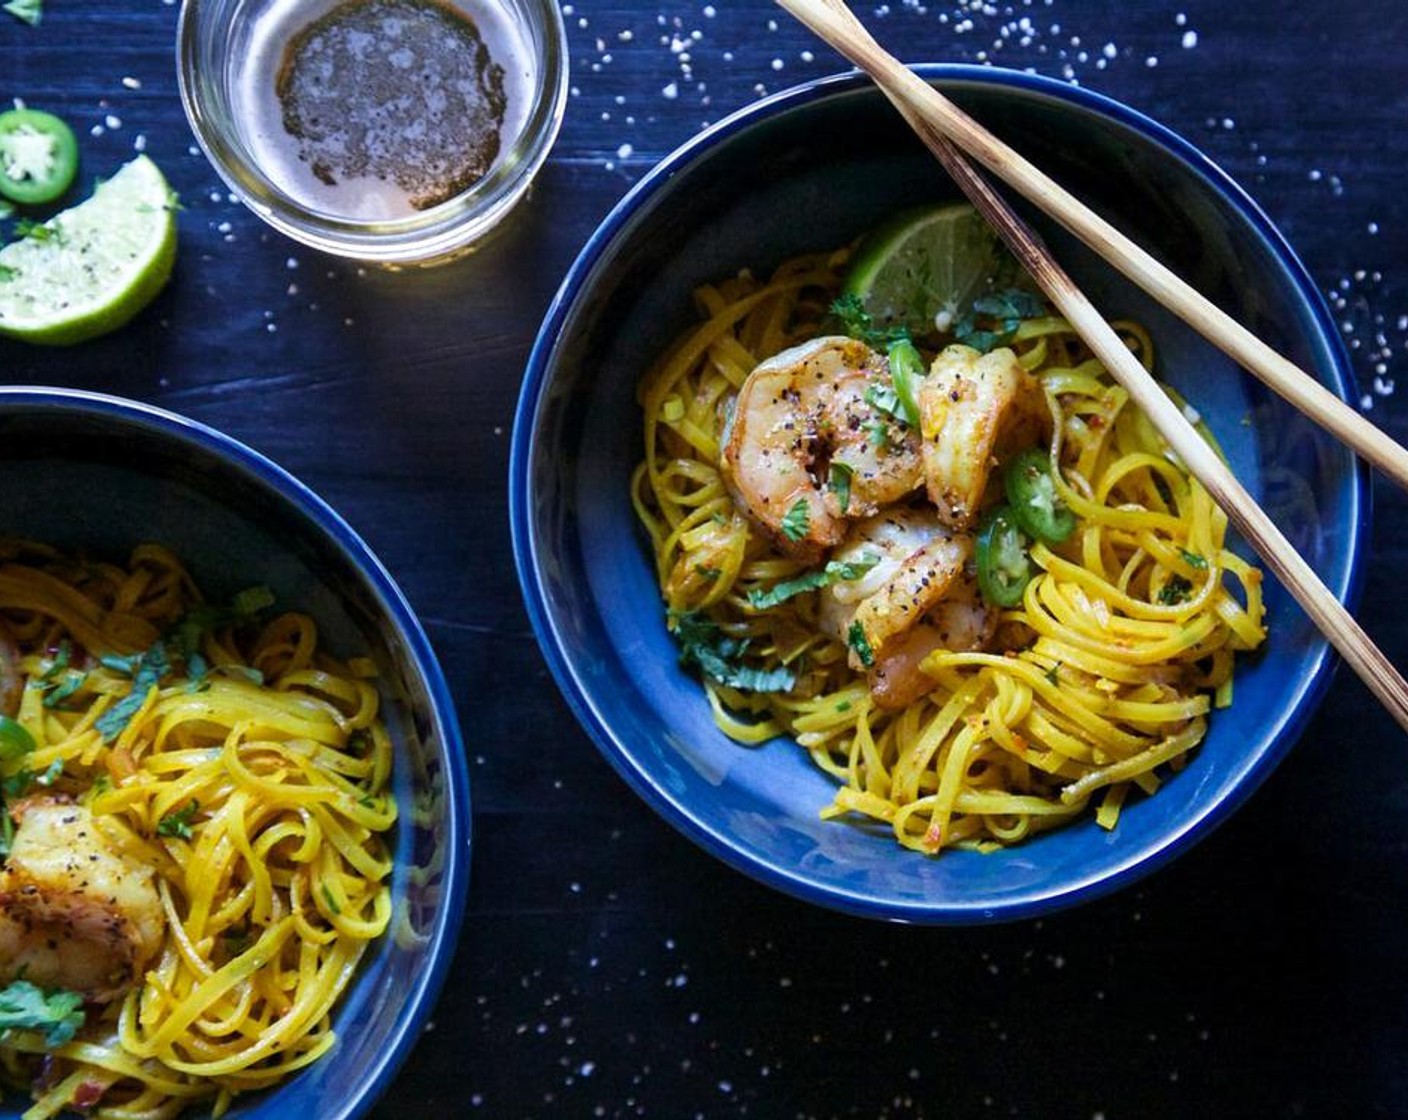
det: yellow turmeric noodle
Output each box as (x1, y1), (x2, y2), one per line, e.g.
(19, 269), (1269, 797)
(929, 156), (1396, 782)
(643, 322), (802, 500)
(632, 248), (1266, 854)
(0, 539), (395, 1118)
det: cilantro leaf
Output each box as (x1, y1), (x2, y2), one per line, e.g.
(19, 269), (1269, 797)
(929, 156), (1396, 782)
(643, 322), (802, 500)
(864, 417), (895, 449)
(95, 641), (171, 742)
(12, 218), (62, 246)
(0, 714), (35, 763)
(863, 382), (907, 424)
(101, 587), (276, 720)
(671, 612), (796, 694)
(31, 643), (85, 709)
(954, 287), (1045, 353)
(828, 462), (853, 515)
(1179, 549), (1209, 570)
(156, 799), (200, 840)
(780, 500), (810, 543)
(847, 621), (876, 668)
(167, 585), (275, 691)
(1158, 574), (1194, 605)
(829, 293), (911, 349)
(0, 980), (84, 1047)
(2, 0), (41, 26)
(747, 553), (880, 610)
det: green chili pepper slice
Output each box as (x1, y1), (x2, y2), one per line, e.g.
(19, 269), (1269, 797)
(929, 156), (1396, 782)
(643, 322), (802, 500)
(975, 504), (1034, 608)
(1004, 448), (1076, 545)
(886, 338), (925, 429)
(0, 109), (78, 205)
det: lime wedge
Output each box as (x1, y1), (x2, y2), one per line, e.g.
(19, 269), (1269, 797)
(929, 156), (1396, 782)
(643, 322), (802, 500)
(0, 155), (177, 346)
(842, 202), (1005, 339)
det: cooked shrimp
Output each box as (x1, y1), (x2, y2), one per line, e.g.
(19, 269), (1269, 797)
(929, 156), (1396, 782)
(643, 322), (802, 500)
(868, 573), (995, 709)
(824, 507), (972, 658)
(819, 508), (996, 707)
(0, 796), (162, 1003)
(721, 336), (922, 564)
(917, 344), (1047, 530)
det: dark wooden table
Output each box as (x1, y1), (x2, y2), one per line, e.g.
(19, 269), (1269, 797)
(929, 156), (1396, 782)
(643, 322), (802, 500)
(4, 1), (1408, 1116)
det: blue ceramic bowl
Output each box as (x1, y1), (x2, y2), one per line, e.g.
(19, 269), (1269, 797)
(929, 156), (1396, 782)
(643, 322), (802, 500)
(0, 388), (470, 1117)
(511, 67), (1366, 923)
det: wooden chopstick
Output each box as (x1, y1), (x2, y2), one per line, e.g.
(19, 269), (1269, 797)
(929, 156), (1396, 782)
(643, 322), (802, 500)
(775, 0), (1408, 494)
(776, 0), (1408, 733)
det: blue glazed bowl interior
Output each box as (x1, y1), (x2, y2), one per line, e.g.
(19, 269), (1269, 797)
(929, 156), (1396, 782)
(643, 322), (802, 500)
(512, 67), (1364, 923)
(0, 389), (470, 1118)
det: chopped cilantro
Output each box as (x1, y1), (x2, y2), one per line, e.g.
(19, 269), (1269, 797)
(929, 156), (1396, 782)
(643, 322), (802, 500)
(0, 980), (84, 1047)
(829, 292), (910, 349)
(671, 611), (796, 693)
(847, 622), (876, 668)
(40, 671), (86, 709)
(12, 218), (61, 245)
(2, 0), (41, 26)
(828, 462), (853, 514)
(34, 640), (71, 683)
(156, 799), (200, 840)
(31, 644), (85, 709)
(954, 288), (1045, 353)
(34, 758), (62, 787)
(98, 652), (141, 676)
(747, 553), (880, 610)
(1158, 574), (1194, 605)
(695, 565), (722, 582)
(863, 382), (906, 424)
(95, 641), (170, 742)
(0, 263), (14, 282)
(98, 587), (276, 735)
(1179, 549), (1209, 570)
(321, 884), (342, 915)
(780, 499), (810, 543)
(0, 714), (35, 762)
(1044, 662), (1062, 686)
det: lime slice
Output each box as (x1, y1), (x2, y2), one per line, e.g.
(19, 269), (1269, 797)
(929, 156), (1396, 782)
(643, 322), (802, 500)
(0, 155), (177, 346)
(843, 202), (1006, 338)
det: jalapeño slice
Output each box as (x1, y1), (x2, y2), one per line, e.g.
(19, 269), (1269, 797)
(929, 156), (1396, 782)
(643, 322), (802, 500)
(886, 338), (926, 428)
(1004, 447), (1076, 545)
(0, 109), (78, 205)
(975, 504), (1034, 608)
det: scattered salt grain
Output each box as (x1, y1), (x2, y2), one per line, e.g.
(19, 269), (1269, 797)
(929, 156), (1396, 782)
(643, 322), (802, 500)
(1182, 29), (1198, 48)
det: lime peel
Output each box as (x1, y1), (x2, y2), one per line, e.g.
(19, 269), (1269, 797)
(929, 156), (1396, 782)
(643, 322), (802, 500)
(0, 155), (177, 346)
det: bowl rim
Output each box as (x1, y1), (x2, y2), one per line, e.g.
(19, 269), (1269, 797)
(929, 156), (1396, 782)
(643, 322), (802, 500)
(510, 64), (1369, 923)
(0, 385), (472, 1114)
